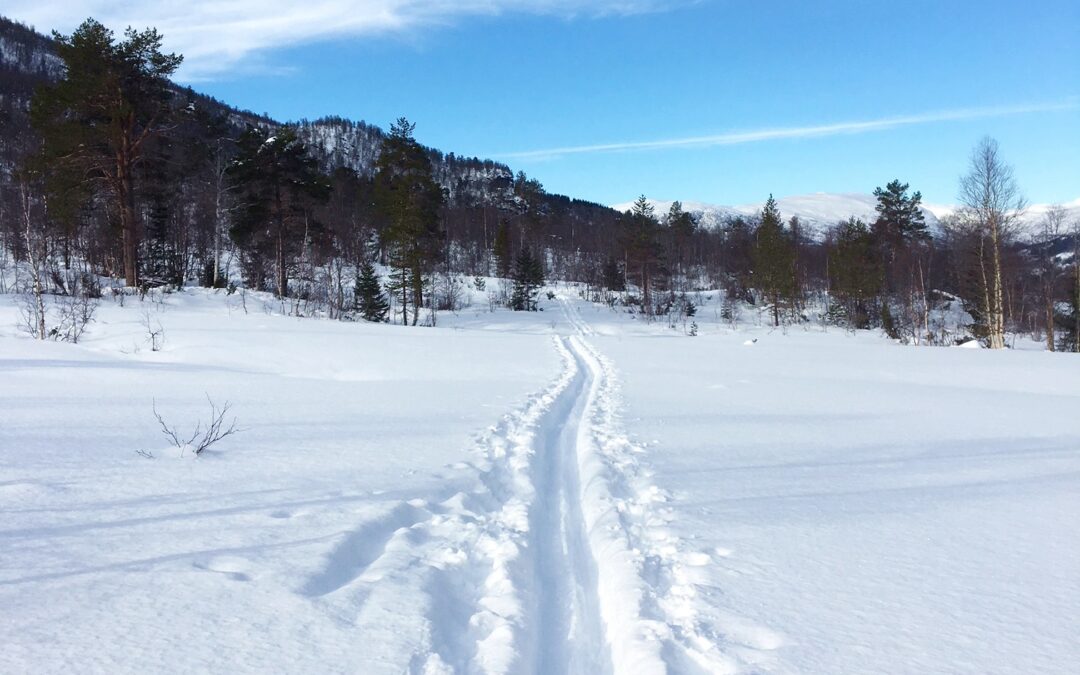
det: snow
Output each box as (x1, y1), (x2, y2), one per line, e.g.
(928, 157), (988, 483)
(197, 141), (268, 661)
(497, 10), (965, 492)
(3, 287), (1080, 673)
(594, 318), (1080, 674)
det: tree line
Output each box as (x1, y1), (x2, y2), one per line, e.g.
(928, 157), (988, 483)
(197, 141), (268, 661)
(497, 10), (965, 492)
(1, 17), (1077, 349)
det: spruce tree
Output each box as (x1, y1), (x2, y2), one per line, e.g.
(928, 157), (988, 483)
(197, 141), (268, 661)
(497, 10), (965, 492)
(510, 247), (544, 311)
(601, 257), (625, 292)
(354, 260), (390, 323)
(625, 195), (663, 316)
(830, 218), (882, 328)
(752, 195), (796, 326)
(666, 201), (696, 288)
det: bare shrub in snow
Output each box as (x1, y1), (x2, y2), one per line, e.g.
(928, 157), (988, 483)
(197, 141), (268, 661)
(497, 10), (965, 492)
(153, 395), (241, 457)
(141, 309), (165, 351)
(53, 291), (98, 344)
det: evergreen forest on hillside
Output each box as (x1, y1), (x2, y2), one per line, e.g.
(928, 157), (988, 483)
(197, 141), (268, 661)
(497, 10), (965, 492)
(1, 16), (1077, 350)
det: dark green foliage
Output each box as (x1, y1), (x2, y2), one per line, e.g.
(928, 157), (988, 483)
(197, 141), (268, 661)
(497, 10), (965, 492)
(30, 18), (182, 286)
(872, 180), (928, 296)
(722, 216), (755, 302)
(492, 220), (513, 278)
(374, 118), (445, 325)
(602, 257), (625, 292)
(873, 179), (928, 248)
(229, 126), (330, 297)
(354, 260), (390, 322)
(829, 218), (882, 329)
(510, 247), (544, 311)
(752, 195), (796, 326)
(667, 200), (697, 283)
(513, 172), (546, 243)
(624, 196), (664, 316)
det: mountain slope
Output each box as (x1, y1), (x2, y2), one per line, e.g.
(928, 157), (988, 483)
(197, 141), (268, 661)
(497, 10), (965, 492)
(0, 15), (613, 221)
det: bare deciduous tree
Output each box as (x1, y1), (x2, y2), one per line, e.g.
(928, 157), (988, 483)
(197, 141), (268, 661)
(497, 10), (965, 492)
(1036, 205), (1068, 351)
(19, 178), (47, 340)
(958, 137), (1025, 349)
(141, 308), (165, 351)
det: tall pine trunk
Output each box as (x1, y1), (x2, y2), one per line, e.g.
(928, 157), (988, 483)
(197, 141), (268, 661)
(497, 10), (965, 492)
(117, 157), (139, 287)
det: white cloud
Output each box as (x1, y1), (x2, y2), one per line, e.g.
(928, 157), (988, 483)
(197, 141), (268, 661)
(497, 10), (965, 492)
(6, 1), (683, 80)
(498, 100), (1080, 160)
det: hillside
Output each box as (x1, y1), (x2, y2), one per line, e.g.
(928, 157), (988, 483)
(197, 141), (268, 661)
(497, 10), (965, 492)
(0, 16), (615, 223)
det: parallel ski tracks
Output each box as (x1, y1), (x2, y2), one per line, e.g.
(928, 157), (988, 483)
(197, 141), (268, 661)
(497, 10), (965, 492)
(306, 297), (728, 674)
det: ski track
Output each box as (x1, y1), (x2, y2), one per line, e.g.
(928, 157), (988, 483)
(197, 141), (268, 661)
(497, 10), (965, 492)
(299, 297), (735, 674)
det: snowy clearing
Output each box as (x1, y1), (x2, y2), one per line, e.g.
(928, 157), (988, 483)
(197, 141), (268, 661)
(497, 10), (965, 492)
(2, 289), (1079, 674)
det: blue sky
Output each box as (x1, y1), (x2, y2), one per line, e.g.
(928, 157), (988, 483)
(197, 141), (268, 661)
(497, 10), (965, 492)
(11, 0), (1079, 206)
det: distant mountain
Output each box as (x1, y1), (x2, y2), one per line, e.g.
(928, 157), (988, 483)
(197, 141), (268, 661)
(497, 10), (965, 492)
(613, 193), (1080, 241)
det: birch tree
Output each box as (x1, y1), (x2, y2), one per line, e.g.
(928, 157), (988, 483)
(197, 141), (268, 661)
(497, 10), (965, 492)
(958, 137), (1024, 349)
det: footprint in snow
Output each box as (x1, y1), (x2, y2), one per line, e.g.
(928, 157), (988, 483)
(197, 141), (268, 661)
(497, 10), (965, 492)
(194, 555), (253, 582)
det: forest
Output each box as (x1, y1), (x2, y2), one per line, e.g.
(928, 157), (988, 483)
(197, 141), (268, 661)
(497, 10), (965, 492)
(1, 16), (1077, 350)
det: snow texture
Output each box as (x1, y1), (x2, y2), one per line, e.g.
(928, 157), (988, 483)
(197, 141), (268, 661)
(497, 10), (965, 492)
(2, 287), (1079, 674)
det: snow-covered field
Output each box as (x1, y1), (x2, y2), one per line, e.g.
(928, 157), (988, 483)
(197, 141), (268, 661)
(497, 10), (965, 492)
(2, 288), (1079, 674)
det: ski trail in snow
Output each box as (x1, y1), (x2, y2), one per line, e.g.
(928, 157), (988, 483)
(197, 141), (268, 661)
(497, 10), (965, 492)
(298, 334), (602, 674)
(558, 296), (739, 674)
(527, 338), (611, 674)
(299, 297), (737, 673)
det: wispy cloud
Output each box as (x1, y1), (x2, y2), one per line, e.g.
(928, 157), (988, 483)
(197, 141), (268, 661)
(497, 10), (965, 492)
(498, 100), (1080, 161)
(6, 1), (686, 80)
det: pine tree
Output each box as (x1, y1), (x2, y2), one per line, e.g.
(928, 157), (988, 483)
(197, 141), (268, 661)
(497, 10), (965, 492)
(374, 118), (445, 325)
(752, 195), (796, 326)
(228, 126), (330, 297)
(873, 179), (928, 247)
(354, 259), (389, 322)
(872, 180), (929, 298)
(30, 19), (182, 287)
(510, 247), (544, 311)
